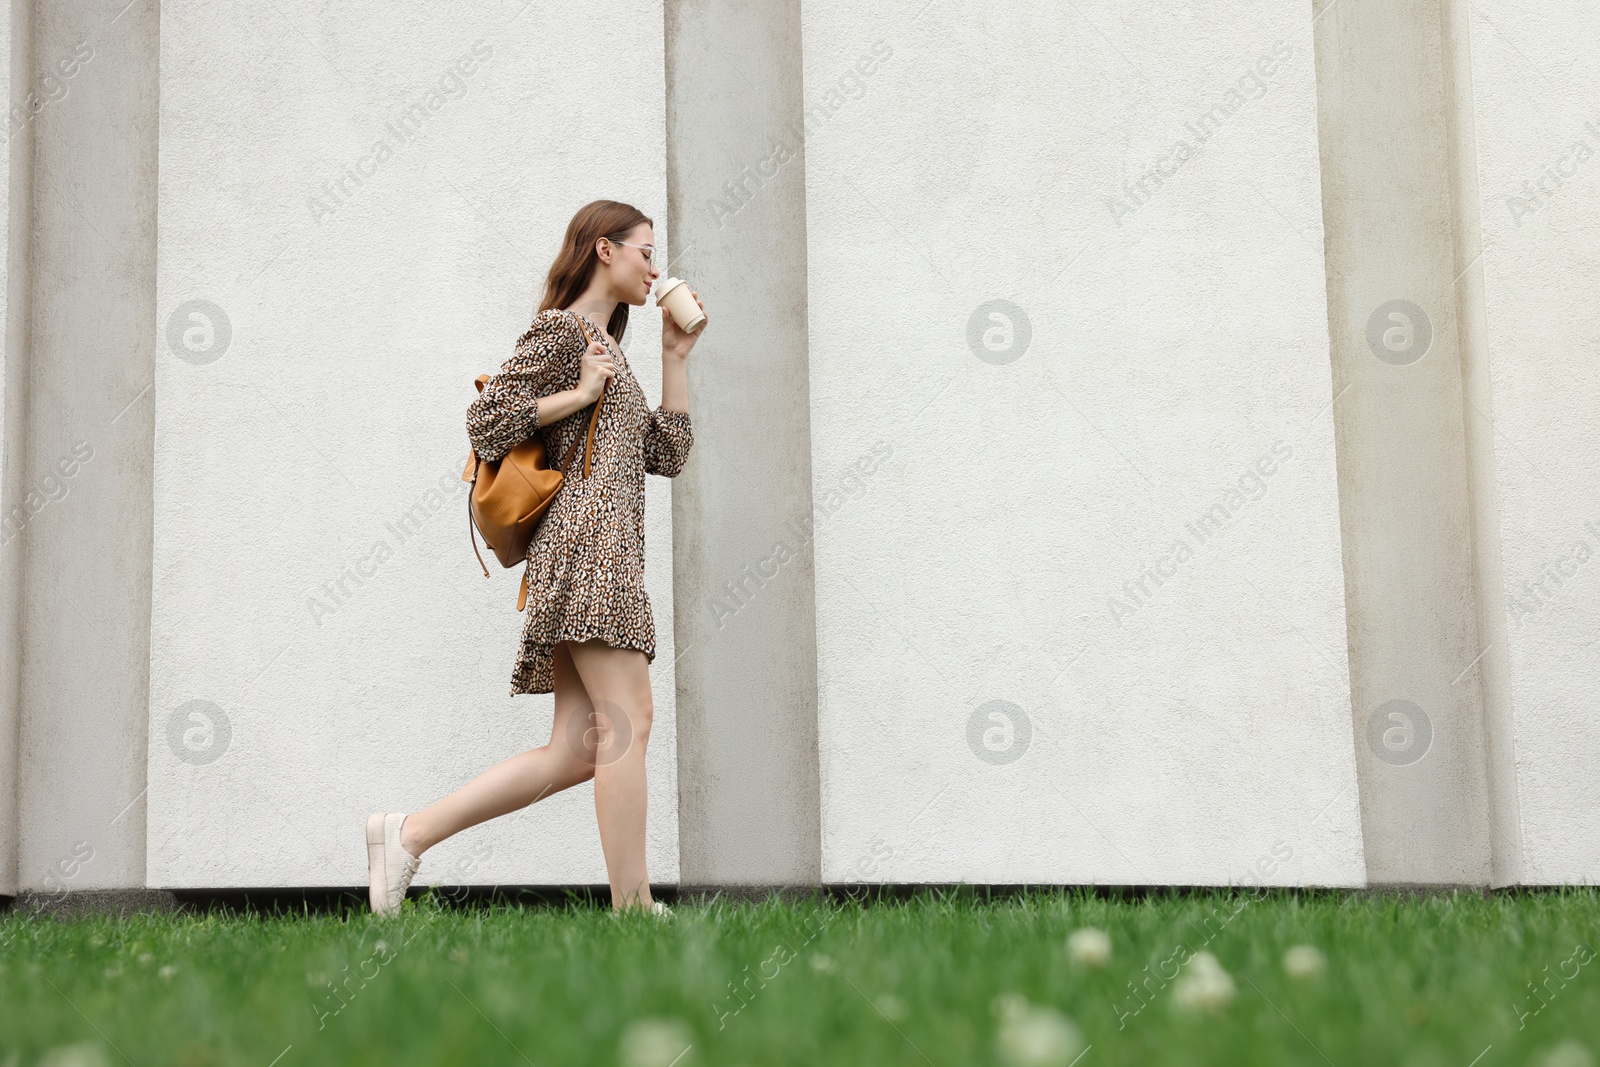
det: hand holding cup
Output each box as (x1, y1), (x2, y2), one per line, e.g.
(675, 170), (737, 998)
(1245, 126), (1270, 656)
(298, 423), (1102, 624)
(658, 277), (707, 359)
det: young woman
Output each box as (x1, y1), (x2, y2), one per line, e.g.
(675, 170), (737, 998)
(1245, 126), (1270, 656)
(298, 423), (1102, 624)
(366, 199), (705, 916)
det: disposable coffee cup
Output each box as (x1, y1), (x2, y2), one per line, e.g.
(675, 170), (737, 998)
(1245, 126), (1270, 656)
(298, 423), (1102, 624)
(654, 277), (706, 333)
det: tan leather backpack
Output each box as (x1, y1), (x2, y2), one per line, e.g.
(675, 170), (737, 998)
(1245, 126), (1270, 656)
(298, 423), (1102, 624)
(462, 312), (608, 611)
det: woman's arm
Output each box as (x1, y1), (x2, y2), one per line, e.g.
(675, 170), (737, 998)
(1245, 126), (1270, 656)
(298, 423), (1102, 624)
(644, 296), (703, 476)
(658, 352), (688, 414)
(658, 290), (703, 415)
(529, 381), (604, 426)
(467, 310), (602, 461)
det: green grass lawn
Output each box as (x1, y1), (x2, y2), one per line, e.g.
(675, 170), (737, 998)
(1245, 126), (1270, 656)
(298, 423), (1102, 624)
(2, 887), (1599, 1066)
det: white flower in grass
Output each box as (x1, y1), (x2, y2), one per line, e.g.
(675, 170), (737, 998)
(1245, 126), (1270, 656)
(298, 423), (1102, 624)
(1541, 1040), (1596, 1067)
(157, 964), (178, 980)
(37, 1042), (111, 1067)
(619, 1016), (696, 1067)
(994, 999), (1085, 1067)
(1065, 927), (1111, 966)
(1172, 951), (1235, 1013)
(874, 993), (908, 1021)
(808, 952), (838, 974)
(1282, 944), (1326, 979)
(991, 991), (1029, 1020)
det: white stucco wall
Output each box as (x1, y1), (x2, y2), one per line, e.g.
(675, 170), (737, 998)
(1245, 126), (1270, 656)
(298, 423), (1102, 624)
(148, 0), (680, 888)
(1462, 0), (1600, 884)
(800, 0), (1366, 885)
(3, 0), (1595, 898)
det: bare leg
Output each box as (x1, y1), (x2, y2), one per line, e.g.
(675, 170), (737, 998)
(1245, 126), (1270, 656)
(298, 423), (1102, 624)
(400, 642), (599, 857)
(564, 638), (654, 910)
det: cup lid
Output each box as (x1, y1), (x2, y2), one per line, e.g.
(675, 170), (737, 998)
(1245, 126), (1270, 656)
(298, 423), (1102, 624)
(653, 277), (687, 304)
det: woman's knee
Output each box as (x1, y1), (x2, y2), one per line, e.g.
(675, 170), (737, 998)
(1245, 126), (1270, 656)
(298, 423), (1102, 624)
(617, 684), (653, 726)
(542, 743), (597, 787)
(587, 698), (651, 764)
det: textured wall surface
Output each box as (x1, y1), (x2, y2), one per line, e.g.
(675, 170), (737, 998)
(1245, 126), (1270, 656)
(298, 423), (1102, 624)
(1462, 0), (1600, 884)
(15, 0), (156, 896)
(2, 0), (1595, 896)
(148, 0), (679, 888)
(798, 0), (1366, 885)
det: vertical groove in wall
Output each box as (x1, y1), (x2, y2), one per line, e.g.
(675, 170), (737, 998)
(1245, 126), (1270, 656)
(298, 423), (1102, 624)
(1311, 0), (1494, 883)
(0, 0), (36, 899)
(1440, 0), (1524, 886)
(663, 0), (822, 886)
(21, 0), (157, 890)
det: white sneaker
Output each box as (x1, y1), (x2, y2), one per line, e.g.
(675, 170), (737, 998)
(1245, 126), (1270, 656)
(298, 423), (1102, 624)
(609, 899), (673, 919)
(365, 812), (421, 917)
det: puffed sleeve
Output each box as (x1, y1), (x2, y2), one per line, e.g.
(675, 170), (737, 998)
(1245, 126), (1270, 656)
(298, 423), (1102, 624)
(466, 309), (586, 462)
(643, 405), (693, 478)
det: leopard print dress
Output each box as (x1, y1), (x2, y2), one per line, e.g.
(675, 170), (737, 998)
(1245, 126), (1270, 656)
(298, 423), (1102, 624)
(465, 308), (693, 696)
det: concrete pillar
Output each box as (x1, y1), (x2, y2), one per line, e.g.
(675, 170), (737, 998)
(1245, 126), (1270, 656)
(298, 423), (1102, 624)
(664, 0), (823, 887)
(0, 0), (27, 899)
(1311, 0), (1494, 883)
(11, 0), (157, 897)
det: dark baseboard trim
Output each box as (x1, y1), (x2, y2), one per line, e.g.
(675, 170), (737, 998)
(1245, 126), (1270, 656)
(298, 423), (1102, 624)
(0, 882), (1557, 919)
(4, 889), (184, 920)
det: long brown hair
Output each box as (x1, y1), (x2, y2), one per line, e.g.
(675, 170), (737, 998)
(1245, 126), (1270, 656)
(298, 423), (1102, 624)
(536, 199), (653, 344)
